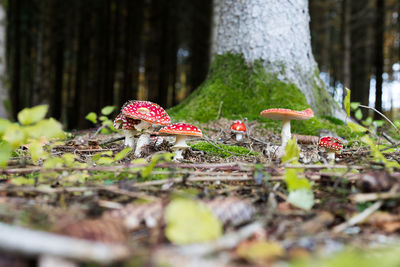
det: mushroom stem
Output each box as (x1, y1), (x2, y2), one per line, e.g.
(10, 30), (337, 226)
(174, 135), (189, 149)
(172, 149), (184, 161)
(281, 119), (291, 148)
(134, 133), (150, 157)
(172, 135), (189, 161)
(123, 130), (136, 149)
(326, 151), (336, 162)
(235, 133), (243, 142)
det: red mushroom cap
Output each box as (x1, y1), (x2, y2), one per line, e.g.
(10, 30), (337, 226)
(121, 100), (171, 126)
(113, 113), (140, 130)
(231, 121), (246, 133)
(318, 136), (343, 152)
(260, 108), (314, 120)
(158, 123), (202, 137)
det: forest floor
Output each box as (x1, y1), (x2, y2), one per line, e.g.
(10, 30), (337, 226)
(1, 118), (400, 267)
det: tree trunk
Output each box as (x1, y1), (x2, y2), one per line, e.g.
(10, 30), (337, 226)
(0, 2), (8, 119)
(350, 0), (372, 106)
(173, 0), (345, 124)
(374, 0), (384, 115)
(341, 0), (351, 91)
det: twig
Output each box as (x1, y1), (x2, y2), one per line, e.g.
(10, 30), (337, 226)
(333, 185), (399, 233)
(1, 162), (253, 175)
(132, 176), (253, 187)
(0, 222), (129, 263)
(350, 191), (400, 203)
(332, 200), (383, 233)
(0, 185), (156, 201)
(283, 164), (363, 169)
(216, 101), (223, 120)
(100, 137), (125, 145)
(358, 104), (399, 133)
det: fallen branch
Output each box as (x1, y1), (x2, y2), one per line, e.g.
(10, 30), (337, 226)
(0, 222), (129, 263)
(350, 191), (400, 203)
(132, 176), (253, 187)
(332, 200), (383, 233)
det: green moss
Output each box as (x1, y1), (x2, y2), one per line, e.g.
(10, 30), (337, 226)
(190, 141), (257, 158)
(169, 53), (351, 137)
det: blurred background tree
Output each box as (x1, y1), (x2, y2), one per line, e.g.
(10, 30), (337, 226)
(3, 0), (400, 128)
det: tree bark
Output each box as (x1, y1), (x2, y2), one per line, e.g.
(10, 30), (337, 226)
(0, 2), (8, 119)
(212, 0), (344, 119)
(341, 0), (351, 91)
(374, 0), (384, 115)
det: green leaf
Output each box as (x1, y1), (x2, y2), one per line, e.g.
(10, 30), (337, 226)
(25, 118), (65, 140)
(355, 109), (363, 120)
(101, 106), (115, 116)
(101, 119), (113, 127)
(373, 120), (385, 127)
(165, 198), (222, 244)
(284, 169), (310, 191)
(344, 88), (351, 117)
(361, 135), (400, 169)
(62, 153), (76, 167)
(0, 142), (12, 168)
(362, 117), (373, 126)
(348, 122), (367, 133)
(99, 116), (108, 121)
(114, 147), (131, 161)
(3, 124), (26, 148)
(10, 177), (35, 186)
(92, 151), (113, 163)
(85, 112), (97, 124)
(96, 157), (114, 165)
(350, 102), (360, 111)
(43, 157), (64, 169)
(141, 153), (174, 178)
(287, 189), (314, 210)
(0, 118), (10, 137)
(28, 140), (49, 163)
(281, 137), (300, 164)
(17, 105), (49, 125)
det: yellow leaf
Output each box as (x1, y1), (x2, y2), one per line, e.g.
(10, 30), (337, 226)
(165, 198), (222, 245)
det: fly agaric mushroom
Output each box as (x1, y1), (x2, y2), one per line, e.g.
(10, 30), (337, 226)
(113, 113), (141, 148)
(158, 123), (202, 161)
(318, 136), (343, 162)
(121, 100), (171, 157)
(260, 108), (314, 150)
(231, 121), (247, 141)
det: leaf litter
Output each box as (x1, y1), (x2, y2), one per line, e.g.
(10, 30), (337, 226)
(0, 117), (400, 266)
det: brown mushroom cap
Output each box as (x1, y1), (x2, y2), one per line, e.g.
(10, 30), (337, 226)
(260, 108), (314, 120)
(158, 123), (202, 137)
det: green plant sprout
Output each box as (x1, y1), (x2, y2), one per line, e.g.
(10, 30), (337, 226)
(0, 105), (65, 167)
(85, 106), (116, 134)
(344, 88), (399, 171)
(282, 137), (314, 210)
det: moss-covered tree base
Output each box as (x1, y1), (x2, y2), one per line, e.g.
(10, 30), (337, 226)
(169, 54), (350, 136)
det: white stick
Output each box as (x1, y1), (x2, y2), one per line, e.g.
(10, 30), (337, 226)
(0, 222), (129, 263)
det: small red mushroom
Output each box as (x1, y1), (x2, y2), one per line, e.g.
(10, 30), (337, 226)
(158, 123), (202, 160)
(231, 121), (247, 141)
(121, 100), (171, 156)
(318, 136), (343, 162)
(113, 113), (140, 147)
